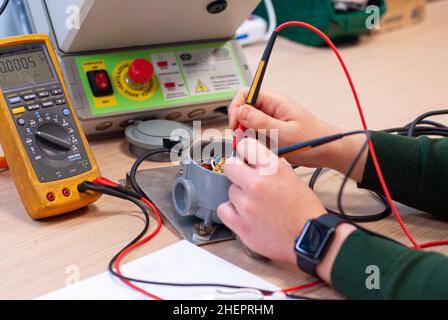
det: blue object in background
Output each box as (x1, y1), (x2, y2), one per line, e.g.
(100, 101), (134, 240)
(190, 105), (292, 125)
(0, 0), (31, 38)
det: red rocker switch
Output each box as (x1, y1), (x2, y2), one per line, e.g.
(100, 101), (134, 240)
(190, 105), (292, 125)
(87, 70), (114, 97)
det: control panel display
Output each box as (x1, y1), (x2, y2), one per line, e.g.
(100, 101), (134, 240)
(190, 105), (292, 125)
(74, 41), (247, 116)
(0, 50), (54, 89)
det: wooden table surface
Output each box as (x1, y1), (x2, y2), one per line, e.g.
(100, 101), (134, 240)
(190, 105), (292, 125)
(1, 1), (448, 300)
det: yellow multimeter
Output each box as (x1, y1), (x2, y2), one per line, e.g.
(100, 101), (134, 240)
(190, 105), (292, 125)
(0, 34), (101, 219)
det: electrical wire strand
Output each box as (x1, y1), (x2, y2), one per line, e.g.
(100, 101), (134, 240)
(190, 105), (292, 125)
(129, 149), (170, 201)
(407, 109), (448, 137)
(277, 130), (366, 157)
(337, 135), (370, 217)
(110, 197), (163, 300)
(281, 280), (324, 293)
(308, 144), (404, 247)
(111, 196), (164, 300)
(78, 181), (163, 300)
(307, 130), (392, 223)
(310, 111), (448, 221)
(0, 0), (9, 16)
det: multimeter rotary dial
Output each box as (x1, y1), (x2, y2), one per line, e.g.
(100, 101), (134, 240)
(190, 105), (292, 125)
(34, 122), (72, 159)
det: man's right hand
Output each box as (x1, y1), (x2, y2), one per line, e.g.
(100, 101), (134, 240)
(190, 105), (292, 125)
(228, 88), (368, 182)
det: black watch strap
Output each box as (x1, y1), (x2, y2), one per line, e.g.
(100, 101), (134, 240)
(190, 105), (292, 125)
(317, 213), (347, 228)
(296, 213), (348, 278)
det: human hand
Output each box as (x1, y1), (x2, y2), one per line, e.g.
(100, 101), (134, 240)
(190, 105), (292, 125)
(217, 138), (326, 264)
(228, 89), (367, 181)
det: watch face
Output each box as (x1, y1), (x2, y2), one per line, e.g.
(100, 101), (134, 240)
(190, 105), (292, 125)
(295, 220), (333, 260)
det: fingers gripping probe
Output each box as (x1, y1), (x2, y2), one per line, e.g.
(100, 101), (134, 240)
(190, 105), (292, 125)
(234, 20), (445, 249)
(232, 32), (278, 151)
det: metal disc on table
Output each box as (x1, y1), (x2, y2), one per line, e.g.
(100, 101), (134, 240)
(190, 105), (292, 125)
(125, 120), (194, 162)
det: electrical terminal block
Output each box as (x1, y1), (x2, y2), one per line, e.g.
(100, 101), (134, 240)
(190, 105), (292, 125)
(213, 157), (226, 174)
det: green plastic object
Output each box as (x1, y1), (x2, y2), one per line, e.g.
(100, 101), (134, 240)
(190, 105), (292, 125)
(254, 0), (386, 46)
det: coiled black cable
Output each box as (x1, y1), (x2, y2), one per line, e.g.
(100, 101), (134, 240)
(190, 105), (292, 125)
(309, 109), (448, 223)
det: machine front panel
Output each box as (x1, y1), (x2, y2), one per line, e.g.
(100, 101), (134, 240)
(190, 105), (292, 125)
(74, 41), (248, 118)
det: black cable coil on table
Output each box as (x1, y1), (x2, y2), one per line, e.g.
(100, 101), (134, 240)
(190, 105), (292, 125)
(309, 109), (448, 223)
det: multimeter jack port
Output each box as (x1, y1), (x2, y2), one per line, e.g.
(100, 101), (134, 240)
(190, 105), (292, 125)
(46, 192), (56, 202)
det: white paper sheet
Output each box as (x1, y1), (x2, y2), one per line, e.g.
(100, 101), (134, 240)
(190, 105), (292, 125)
(39, 240), (279, 300)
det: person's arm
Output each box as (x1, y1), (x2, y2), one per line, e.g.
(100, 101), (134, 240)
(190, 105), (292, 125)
(225, 89), (448, 299)
(228, 90), (448, 217)
(317, 131), (448, 299)
(317, 226), (448, 299)
(357, 131), (448, 218)
(218, 137), (448, 300)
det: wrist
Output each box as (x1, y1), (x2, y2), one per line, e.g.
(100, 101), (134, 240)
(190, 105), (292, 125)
(315, 223), (357, 284)
(286, 124), (346, 169)
(294, 213), (355, 279)
(330, 133), (368, 182)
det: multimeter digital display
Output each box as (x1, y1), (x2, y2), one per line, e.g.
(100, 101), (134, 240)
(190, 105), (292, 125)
(0, 49), (54, 88)
(0, 35), (101, 219)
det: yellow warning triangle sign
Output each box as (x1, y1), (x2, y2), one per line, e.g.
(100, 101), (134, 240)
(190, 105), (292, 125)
(196, 79), (209, 93)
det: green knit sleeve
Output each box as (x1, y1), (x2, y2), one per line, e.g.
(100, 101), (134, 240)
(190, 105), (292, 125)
(331, 230), (448, 299)
(359, 132), (448, 218)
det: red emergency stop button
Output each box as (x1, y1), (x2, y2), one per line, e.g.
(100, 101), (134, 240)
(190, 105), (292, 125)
(87, 70), (114, 97)
(127, 58), (154, 89)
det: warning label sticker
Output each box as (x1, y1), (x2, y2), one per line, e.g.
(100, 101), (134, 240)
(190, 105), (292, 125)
(195, 79), (209, 93)
(177, 47), (243, 96)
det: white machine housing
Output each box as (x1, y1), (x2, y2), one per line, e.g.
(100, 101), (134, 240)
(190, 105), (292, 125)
(22, 0), (260, 136)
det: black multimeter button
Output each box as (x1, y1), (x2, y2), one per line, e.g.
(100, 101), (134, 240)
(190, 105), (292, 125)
(23, 93), (37, 101)
(8, 96), (21, 104)
(38, 91), (50, 98)
(55, 99), (66, 105)
(17, 118), (25, 126)
(51, 88), (63, 96)
(27, 104), (41, 111)
(87, 70), (114, 97)
(42, 101), (54, 108)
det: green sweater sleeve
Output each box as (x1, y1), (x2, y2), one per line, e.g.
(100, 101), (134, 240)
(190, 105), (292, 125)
(331, 132), (448, 299)
(358, 131), (448, 218)
(331, 230), (448, 299)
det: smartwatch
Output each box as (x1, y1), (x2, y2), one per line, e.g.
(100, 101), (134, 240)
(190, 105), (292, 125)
(294, 213), (348, 277)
